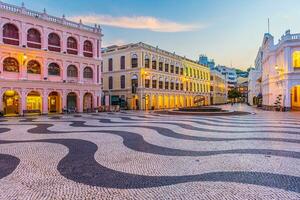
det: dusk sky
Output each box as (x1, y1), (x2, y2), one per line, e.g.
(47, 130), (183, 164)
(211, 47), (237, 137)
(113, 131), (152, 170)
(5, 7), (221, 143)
(6, 0), (300, 69)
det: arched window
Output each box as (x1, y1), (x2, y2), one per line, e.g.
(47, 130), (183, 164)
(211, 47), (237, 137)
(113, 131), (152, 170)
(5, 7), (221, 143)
(165, 78), (169, 90)
(27, 60), (41, 74)
(48, 63), (60, 76)
(159, 77), (163, 89)
(3, 57), (19, 72)
(27, 28), (41, 49)
(144, 55), (150, 68)
(132, 54), (138, 68)
(83, 40), (93, 57)
(83, 67), (93, 78)
(131, 75), (138, 93)
(152, 56), (157, 70)
(67, 65), (78, 77)
(67, 37), (78, 55)
(152, 76), (157, 89)
(3, 23), (19, 45)
(48, 33), (61, 52)
(145, 75), (150, 88)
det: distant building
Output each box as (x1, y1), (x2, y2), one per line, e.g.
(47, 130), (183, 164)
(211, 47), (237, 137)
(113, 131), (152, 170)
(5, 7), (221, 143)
(199, 55), (215, 70)
(215, 65), (237, 91)
(237, 77), (248, 103)
(210, 70), (227, 104)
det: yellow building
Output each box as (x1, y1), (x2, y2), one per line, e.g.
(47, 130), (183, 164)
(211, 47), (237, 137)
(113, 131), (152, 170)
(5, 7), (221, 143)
(182, 58), (211, 106)
(210, 70), (228, 104)
(102, 42), (210, 110)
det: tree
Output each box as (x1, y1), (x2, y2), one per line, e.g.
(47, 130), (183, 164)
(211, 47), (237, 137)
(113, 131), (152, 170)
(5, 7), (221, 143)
(228, 88), (241, 99)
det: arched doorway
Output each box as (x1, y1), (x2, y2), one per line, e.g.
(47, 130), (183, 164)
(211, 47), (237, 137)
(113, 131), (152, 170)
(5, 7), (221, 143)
(67, 92), (77, 112)
(2, 90), (20, 116)
(83, 93), (93, 112)
(48, 92), (61, 113)
(26, 91), (42, 113)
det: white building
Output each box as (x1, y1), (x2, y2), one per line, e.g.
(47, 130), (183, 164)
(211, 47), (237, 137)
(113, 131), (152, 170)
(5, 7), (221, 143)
(255, 30), (300, 110)
(215, 65), (237, 90)
(248, 46), (263, 105)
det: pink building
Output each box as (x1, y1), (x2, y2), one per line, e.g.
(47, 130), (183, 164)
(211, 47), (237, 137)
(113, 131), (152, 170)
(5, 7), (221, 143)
(0, 2), (102, 116)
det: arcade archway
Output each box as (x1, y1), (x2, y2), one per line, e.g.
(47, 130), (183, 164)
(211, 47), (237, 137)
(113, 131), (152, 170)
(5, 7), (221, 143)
(83, 92), (93, 112)
(48, 92), (61, 113)
(2, 90), (20, 116)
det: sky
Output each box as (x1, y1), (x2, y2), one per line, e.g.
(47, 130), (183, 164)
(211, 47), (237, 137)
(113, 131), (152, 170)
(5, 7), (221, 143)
(5, 0), (300, 70)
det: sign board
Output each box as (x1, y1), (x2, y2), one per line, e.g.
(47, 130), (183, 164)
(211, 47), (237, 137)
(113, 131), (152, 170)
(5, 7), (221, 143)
(194, 95), (206, 104)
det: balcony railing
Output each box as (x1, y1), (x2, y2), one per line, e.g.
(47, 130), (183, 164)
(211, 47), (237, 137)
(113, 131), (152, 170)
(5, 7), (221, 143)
(0, 1), (101, 34)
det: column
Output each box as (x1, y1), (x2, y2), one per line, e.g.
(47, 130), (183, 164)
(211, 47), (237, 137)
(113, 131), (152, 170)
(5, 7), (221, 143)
(93, 39), (98, 59)
(0, 88), (3, 112)
(43, 59), (48, 80)
(149, 94), (152, 110)
(93, 93), (97, 109)
(62, 32), (67, 53)
(20, 22), (26, 47)
(62, 90), (67, 110)
(42, 27), (48, 50)
(78, 91), (84, 112)
(162, 94), (165, 109)
(42, 90), (48, 114)
(79, 36), (84, 56)
(62, 61), (67, 81)
(0, 59), (3, 78)
(21, 89), (26, 115)
(79, 64), (84, 84)
(0, 22), (3, 45)
(93, 66), (98, 84)
(284, 47), (292, 72)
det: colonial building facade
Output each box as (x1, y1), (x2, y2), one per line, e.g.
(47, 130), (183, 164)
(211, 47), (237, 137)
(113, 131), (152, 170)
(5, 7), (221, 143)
(210, 70), (227, 104)
(0, 2), (102, 116)
(102, 42), (210, 110)
(250, 30), (300, 110)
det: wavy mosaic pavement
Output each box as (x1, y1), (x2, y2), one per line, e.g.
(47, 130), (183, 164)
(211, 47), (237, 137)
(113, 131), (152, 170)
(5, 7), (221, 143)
(0, 109), (299, 199)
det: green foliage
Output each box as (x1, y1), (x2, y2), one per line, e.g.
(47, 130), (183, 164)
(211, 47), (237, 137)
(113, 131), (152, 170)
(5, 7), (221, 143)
(228, 89), (242, 99)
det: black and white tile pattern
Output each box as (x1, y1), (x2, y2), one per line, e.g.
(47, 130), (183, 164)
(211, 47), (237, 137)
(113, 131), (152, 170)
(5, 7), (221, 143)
(0, 107), (299, 199)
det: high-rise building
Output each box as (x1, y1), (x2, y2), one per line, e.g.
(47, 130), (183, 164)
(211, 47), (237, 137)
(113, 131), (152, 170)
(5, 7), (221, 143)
(0, 2), (103, 116)
(199, 55), (215, 70)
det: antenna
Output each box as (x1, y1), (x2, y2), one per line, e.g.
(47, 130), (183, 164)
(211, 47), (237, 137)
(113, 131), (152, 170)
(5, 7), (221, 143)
(268, 18), (270, 34)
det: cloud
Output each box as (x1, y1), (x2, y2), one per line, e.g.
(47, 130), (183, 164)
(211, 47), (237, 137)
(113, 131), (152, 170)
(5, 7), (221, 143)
(102, 39), (127, 47)
(69, 15), (202, 32)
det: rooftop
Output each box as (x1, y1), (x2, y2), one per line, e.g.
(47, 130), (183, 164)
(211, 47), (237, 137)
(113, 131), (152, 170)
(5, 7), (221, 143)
(0, 1), (102, 34)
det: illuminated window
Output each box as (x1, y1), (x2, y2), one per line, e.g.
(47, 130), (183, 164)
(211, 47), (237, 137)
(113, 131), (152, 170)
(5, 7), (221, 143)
(293, 51), (300, 68)
(27, 60), (41, 74)
(3, 57), (19, 72)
